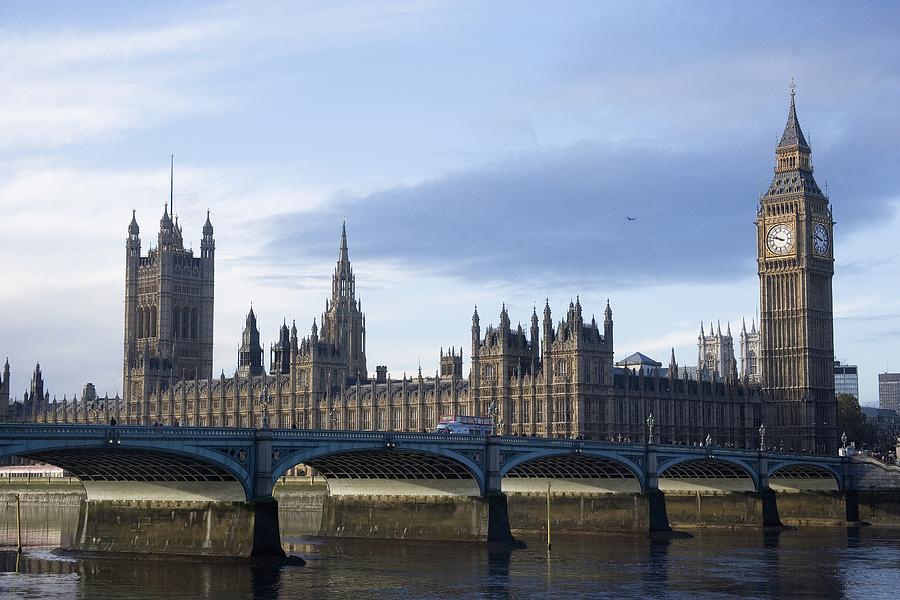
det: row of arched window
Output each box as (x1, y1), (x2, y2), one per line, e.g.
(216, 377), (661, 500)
(135, 305), (200, 340)
(136, 306), (157, 339)
(173, 306), (200, 340)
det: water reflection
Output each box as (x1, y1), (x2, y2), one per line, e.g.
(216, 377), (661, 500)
(0, 504), (897, 599)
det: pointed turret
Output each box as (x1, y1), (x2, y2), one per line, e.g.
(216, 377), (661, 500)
(128, 209), (140, 235)
(778, 86), (810, 151)
(603, 299), (613, 343)
(237, 306), (263, 377)
(322, 221), (366, 380)
(338, 220), (349, 265)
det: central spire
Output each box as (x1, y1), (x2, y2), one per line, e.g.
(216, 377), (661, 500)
(338, 220), (349, 265)
(778, 83), (809, 151)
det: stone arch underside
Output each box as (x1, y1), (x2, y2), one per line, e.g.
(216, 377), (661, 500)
(769, 463), (840, 492)
(299, 449), (483, 496)
(503, 453), (643, 493)
(659, 457), (758, 493)
(21, 447), (247, 502)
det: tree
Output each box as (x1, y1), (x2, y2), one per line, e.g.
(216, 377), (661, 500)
(836, 394), (866, 447)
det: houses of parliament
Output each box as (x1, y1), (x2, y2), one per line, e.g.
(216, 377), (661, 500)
(0, 92), (838, 453)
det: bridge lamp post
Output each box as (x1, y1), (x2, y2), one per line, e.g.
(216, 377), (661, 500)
(330, 408), (340, 429)
(759, 424), (767, 451)
(488, 401), (501, 436)
(646, 413), (655, 445)
(257, 390), (273, 430)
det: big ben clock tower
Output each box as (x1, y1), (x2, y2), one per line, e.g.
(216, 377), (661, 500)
(757, 85), (836, 454)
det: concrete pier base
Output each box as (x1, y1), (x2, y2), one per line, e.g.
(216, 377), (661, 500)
(71, 499), (283, 558)
(507, 492), (655, 533)
(319, 494), (512, 542)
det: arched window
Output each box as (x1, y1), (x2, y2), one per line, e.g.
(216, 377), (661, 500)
(144, 306), (151, 338)
(555, 360), (568, 376)
(182, 307), (190, 339)
(705, 352), (715, 372)
(150, 306), (157, 338)
(191, 308), (199, 340)
(748, 350), (757, 377)
(137, 307), (144, 339)
(173, 306), (180, 339)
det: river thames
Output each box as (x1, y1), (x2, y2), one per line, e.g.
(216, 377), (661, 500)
(1, 504), (899, 599)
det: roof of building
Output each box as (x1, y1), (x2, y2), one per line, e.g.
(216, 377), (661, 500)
(616, 352), (662, 367)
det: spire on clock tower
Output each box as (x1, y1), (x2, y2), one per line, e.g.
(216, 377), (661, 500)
(765, 83), (822, 196)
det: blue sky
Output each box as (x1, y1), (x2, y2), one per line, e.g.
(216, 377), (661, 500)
(0, 1), (898, 404)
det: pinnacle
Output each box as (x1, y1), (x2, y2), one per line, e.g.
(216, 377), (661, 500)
(778, 87), (809, 150)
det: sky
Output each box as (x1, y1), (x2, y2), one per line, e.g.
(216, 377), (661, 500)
(1, 1), (899, 405)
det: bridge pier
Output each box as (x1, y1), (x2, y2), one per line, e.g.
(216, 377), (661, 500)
(250, 431), (285, 557)
(644, 443), (672, 532)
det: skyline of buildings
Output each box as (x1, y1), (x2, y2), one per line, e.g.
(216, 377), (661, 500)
(0, 91), (854, 453)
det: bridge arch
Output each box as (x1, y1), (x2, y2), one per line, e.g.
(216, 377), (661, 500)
(657, 455), (760, 492)
(768, 461), (842, 492)
(0, 437), (253, 501)
(272, 445), (487, 496)
(500, 449), (646, 493)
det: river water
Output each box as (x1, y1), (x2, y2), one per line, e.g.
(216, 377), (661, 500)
(0, 505), (899, 599)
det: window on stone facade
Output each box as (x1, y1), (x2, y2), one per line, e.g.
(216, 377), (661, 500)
(362, 409), (371, 429)
(748, 350), (757, 378)
(191, 308), (198, 339)
(484, 365), (494, 380)
(555, 360), (567, 377)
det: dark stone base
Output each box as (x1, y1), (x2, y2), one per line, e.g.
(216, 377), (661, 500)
(759, 488), (782, 528)
(646, 489), (672, 532)
(251, 498), (286, 558)
(485, 493), (515, 542)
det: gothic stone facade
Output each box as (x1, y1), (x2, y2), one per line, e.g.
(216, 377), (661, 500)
(0, 92), (835, 454)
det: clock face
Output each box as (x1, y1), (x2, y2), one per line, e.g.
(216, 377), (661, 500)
(813, 223), (829, 255)
(766, 223), (794, 255)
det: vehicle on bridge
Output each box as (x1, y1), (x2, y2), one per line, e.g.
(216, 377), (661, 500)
(434, 415), (493, 435)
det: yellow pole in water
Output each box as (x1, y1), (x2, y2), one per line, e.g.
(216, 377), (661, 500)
(546, 481), (551, 552)
(16, 493), (22, 553)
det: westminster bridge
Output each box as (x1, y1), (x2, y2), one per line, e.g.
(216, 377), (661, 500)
(1, 424), (898, 558)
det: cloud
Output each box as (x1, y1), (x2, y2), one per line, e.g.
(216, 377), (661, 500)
(262, 127), (900, 290)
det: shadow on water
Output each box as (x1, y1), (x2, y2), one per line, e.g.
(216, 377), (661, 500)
(481, 548), (512, 599)
(641, 535), (670, 589)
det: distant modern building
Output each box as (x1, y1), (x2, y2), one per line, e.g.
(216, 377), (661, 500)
(879, 373), (900, 413)
(834, 361), (859, 399)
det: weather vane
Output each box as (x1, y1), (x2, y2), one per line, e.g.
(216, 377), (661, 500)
(789, 78), (796, 97)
